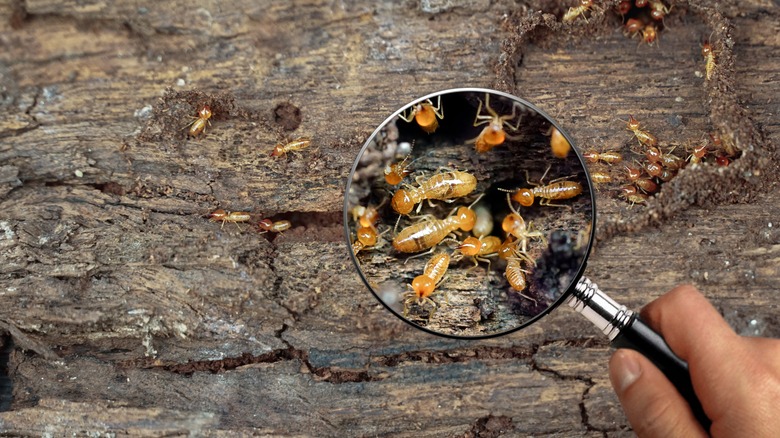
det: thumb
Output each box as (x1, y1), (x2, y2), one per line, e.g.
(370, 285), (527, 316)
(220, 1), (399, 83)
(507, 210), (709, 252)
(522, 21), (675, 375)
(609, 349), (708, 438)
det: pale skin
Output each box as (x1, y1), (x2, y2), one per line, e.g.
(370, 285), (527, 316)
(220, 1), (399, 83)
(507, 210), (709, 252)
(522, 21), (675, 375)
(609, 285), (780, 437)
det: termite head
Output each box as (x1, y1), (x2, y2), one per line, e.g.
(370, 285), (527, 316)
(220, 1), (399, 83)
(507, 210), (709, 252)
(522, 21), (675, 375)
(208, 209), (227, 220)
(456, 207), (476, 232)
(702, 42), (712, 57)
(270, 144), (284, 157)
(642, 24), (657, 44)
(583, 151), (599, 163)
(356, 226), (377, 246)
(501, 213), (525, 235)
(391, 189), (414, 215)
(411, 275), (435, 299)
(626, 115), (640, 130)
(625, 165), (642, 181)
(458, 236), (481, 257)
(635, 0), (648, 6)
(512, 189), (535, 207)
(257, 218), (274, 231)
(197, 105), (212, 120)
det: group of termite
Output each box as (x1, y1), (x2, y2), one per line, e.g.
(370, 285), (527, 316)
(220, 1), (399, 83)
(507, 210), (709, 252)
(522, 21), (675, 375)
(567, 0), (719, 72)
(587, 114), (735, 205)
(184, 103), (312, 234)
(351, 93), (584, 321)
(566, 0), (731, 205)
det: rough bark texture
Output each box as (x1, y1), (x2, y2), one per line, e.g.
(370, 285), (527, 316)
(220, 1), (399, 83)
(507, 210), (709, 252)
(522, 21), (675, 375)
(0, 0), (778, 436)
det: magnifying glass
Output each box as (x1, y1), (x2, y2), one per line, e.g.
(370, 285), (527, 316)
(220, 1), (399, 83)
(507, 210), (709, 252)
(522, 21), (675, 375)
(344, 88), (709, 428)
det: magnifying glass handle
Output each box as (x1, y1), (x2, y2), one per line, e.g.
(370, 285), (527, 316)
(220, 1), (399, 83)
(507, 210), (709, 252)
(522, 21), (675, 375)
(569, 277), (711, 430)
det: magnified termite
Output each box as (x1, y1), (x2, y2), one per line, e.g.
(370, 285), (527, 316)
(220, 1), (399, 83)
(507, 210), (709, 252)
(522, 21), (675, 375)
(503, 166), (583, 208)
(352, 226), (389, 254)
(402, 252), (450, 318)
(505, 256), (532, 293)
(187, 104), (212, 137)
(384, 154), (413, 185)
(455, 235), (501, 270)
(549, 127), (571, 158)
(500, 205), (546, 266)
(471, 93), (522, 153)
(687, 141), (709, 164)
(207, 209), (251, 230)
(392, 202), (478, 254)
(391, 170), (477, 215)
(472, 202), (494, 238)
(398, 96), (443, 134)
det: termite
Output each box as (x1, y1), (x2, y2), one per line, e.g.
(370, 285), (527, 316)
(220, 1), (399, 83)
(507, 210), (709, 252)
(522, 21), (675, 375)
(506, 166), (583, 208)
(591, 172), (612, 184)
(271, 137), (312, 158)
(644, 161), (663, 178)
(619, 184), (638, 199)
(657, 168), (675, 182)
(392, 205), (477, 254)
(687, 142), (708, 164)
(649, 0), (671, 21)
(641, 24), (658, 46)
(550, 127), (571, 158)
(471, 93), (522, 153)
(626, 192), (648, 206)
(563, 0), (598, 22)
(584, 150), (623, 165)
(188, 104), (212, 137)
(505, 256), (531, 292)
(391, 170), (477, 215)
(384, 155), (412, 185)
(351, 203), (383, 229)
(624, 18), (643, 37)
(702, 42), (716, 81)
(659, 151), (685, 170)
(623, 115), (657, 147)
(634, 178), (658, 194)
(207, 209), (251, 229)
(257, 219), (291, 234)
(501, 209), (545, 265)
(617, 1), (632, 16)
(472, 203), (494, 238)
(352, 226), (385, 254)
(402, 252), (450, 317)
(398, 96), (443, 134)
(624, 164), (643, 181)
(456, 235), (501, 269)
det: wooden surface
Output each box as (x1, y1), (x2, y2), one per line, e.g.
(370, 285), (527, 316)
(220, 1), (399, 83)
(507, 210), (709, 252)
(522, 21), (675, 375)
(0, 0), (778, 435)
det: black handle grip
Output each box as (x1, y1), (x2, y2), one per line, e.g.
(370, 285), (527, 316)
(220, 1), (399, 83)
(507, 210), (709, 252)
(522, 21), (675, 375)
(611, 315), (711, 430)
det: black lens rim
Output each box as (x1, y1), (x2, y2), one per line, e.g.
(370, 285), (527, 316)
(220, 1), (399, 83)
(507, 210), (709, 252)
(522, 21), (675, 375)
(343, 87), (597, 340)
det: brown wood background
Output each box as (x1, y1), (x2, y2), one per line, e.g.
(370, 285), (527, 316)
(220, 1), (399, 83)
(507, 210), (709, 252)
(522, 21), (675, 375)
(0, 0), (778, 435)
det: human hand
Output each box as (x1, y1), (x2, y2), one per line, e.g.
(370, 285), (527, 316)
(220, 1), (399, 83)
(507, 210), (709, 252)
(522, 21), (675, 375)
(608, 285), (780, 437)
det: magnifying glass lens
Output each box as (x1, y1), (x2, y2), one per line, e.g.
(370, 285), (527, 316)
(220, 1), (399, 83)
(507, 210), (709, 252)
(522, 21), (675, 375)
(345, 89), (594, 338)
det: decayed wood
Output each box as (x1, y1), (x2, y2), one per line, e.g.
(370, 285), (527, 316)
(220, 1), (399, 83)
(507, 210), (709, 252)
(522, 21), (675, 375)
(0, 0), (779, 435)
